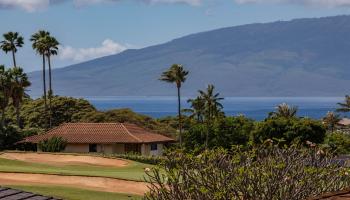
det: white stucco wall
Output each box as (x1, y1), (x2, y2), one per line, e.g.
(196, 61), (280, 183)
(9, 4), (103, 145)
(142, 143), (164, 156)
(61, 143), (164, 155)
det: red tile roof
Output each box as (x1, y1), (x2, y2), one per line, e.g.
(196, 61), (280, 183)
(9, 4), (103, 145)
(22, 123), (175, 144)
(338, 118), (350, 126)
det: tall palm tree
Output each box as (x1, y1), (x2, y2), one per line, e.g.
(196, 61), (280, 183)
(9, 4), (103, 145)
(0, 32), (24, 67)
(270, 103), (298, 118)
(10, 67), (31, 128)
(160, 64), (189, 147)
(198, 84), (224, 149)
(322, 111), (340, 132)
(30, 30), (50, 119)
(0, 65), (13, 127)
(44, 36), (59, 128)
(337, 95), (350, 113)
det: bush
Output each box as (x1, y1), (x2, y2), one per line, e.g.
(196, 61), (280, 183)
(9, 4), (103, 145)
(111, 153), (164, 165)
(253, 117), (326, 146)
(0, 125), (22, 150)
(38, 136), (67, 152)
(145, 146), (350, 200)
(324, 131), (350, 154)
(183, 116), (254, 151)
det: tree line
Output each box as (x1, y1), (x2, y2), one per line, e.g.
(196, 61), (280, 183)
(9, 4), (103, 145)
(160, 64), (350, 153)
(0, 30), (59, 129)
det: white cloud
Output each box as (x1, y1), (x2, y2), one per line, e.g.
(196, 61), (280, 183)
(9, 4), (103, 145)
(0, 0), (49, 12)
(234, 0), (350, 7)
(73, 0), (202, 7)
(59, 39), (127, 62)
(146, 0), (201, 6)
(0, 0), (201, 12)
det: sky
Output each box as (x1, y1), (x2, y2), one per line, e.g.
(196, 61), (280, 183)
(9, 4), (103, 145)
(1, 0), (350, 72)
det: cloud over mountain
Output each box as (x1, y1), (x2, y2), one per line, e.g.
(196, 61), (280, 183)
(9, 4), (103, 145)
(59, 39), (127, 62)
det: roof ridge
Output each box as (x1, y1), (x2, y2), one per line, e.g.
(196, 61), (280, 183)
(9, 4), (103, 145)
(121, 123), (143, 143)
(65, 122), (123, 124)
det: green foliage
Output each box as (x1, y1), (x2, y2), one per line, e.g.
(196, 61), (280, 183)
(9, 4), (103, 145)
(38, 136), (67, 152)
(5, 96), (176, 137)
(7, 96), (96, 129)
(253, 117), (326, 145)
(110, 153), (164, 165)
(184, 116), (254, 151)
(145, 146), (350, 200)
(0, 125), (21, 150)
(324, 131), (350, 154)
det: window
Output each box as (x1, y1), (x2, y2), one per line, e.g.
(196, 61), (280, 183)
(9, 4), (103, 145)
(150, 143), (158, 151)
(89, 144), (97, 152)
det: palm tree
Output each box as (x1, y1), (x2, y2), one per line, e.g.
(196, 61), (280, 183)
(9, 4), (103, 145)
(198, 84), (224, 149)
(30, 30), (50, 119)
(322, 111), (340, 132)
(0, 32), (24, 67)
(270, 103), (298, 118)
(337, 95), (350, 113)
(160, 64), (189, 147)
(10, 67), (31, 128)
(186, 96), (205, 123)
(0, 65), (13, 127)
(44, 36), (59, 128)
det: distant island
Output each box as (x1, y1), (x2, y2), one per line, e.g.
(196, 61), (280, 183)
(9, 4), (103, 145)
(29, 15), (350, 97)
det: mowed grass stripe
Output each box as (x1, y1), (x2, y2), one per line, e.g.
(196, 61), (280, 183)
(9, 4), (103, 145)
(0, 157), (152, 181)
(6, 185), (142, 200)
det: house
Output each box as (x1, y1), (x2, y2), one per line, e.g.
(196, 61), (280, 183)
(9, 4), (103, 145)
(22, 123), (175, 156)
(338, 118), (350, 127)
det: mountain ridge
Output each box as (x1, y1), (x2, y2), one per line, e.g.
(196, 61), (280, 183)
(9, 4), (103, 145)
(28, 15), (350, 97)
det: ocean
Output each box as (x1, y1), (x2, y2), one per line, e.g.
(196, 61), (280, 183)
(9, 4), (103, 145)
(85, 96), (346, 120)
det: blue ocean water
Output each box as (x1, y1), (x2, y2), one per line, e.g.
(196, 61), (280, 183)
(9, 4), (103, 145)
(85, 96), (345, 120)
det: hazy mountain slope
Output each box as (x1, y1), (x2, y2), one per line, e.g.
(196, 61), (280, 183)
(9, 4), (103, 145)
(28, 15), (350, 97)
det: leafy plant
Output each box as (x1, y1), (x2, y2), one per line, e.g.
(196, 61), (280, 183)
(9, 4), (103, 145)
(38, 136), (67, 152)
(145, 146), (350, 200)
(324, 131), (350, 154)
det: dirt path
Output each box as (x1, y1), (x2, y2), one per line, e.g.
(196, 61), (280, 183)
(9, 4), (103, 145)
(0, 152), (129, 167)
(0, 172), (149, 196)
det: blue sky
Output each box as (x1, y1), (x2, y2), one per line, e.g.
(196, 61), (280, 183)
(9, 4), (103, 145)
(1, 0), (350, 72)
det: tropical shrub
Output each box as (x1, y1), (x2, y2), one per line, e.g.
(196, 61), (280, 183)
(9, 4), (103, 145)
(253, 117), (326, 145)
(111, 153), (164, 165)
(324, 131), (350, 154)
(145, 146), (350, 200)
(6, 96), (96, 129)
(38, 136), (67, 152)
(184, 116), (254, 151)
(0, 125), (21, 150)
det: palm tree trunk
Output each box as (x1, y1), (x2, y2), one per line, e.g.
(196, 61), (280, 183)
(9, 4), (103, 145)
(48, 55), (53, 128)
(12, 50), (16, 67)
(16, 103), (21, 128)
(177, 86), (182, 147)
(205, 107), (211, 150)
(42, 55), (47, 128)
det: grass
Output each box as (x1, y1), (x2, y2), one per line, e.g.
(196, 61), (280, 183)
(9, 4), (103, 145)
(6, 185), (142, 200)
(0, 157), (152, 181)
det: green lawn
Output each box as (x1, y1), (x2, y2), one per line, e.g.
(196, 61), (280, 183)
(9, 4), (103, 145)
(0, 157), (152, 181)
(6, 185), (142, 200)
